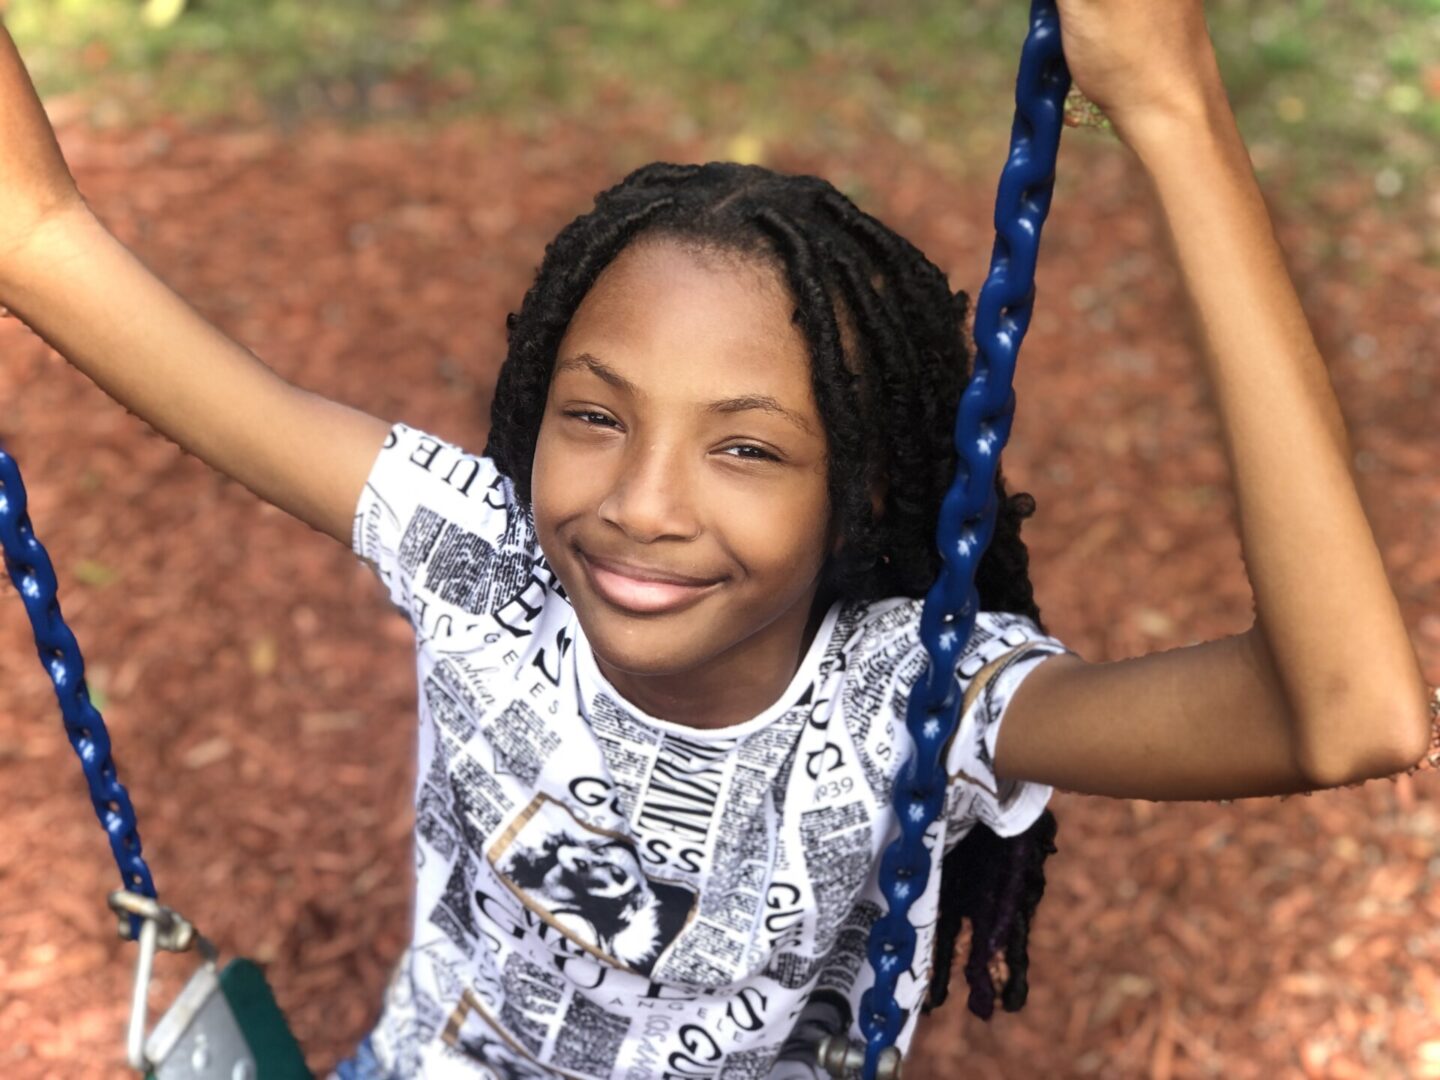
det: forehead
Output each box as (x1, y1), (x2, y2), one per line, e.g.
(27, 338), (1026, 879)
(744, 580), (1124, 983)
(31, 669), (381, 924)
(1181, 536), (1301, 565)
(556, 238), (815, 405)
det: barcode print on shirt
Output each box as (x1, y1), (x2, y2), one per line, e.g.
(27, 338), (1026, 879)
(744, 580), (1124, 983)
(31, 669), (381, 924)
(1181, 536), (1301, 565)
(717, 1046), (784, 1080)
(424, 521), (496, 614)
(425, 670), (479, 744)
(430, 853), (480, 958)
(799, 802), (874, 956)
(451, 753), (514, 846)
(499, 953), (563, 1056)
(551, 994), (629, 1077)
(813, 900), (881, 994)
(481, 700), (559, 785)
(417, 782), (459, 861)
(398, 506), (444, 578)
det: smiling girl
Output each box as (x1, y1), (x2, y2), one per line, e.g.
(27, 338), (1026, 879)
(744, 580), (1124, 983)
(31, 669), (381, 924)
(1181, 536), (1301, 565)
(0, 2), (1432, 1078)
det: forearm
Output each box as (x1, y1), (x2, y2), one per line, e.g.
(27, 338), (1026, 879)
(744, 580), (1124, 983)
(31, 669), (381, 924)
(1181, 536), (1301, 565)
(1123, 94), (1431, 780)
(0, 206), (388, 545)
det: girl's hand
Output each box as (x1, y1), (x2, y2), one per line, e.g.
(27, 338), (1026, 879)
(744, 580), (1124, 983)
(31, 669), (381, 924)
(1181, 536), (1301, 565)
(1054, 0), (1228, 143)
(0, 22), (86, 269)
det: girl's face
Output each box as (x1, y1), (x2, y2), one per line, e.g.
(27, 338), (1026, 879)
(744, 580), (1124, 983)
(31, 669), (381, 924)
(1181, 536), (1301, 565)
(531, 237), (833, 699)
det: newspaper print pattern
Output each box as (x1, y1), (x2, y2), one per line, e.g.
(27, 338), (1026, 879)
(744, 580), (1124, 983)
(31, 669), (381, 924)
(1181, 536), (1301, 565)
(351, 424), (1071, 1078)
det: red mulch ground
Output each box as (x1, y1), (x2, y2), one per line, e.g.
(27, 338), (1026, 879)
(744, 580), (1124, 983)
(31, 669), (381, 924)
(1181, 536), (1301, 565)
(0, 107), (1437, 1080)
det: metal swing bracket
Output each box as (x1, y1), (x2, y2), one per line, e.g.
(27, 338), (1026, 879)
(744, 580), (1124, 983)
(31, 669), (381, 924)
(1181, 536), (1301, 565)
(108, 890), (309, 1080)
(108, 889), (238, 1076)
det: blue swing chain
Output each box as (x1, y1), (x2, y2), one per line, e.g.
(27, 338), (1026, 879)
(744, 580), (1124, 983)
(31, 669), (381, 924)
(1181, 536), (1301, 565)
(0, 451), (156, 941)
(856, 2), (1070, 1076)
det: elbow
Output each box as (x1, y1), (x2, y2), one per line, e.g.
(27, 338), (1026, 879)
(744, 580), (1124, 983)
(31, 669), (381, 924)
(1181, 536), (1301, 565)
(1391, 688), (1440, 774)
(1300, 692), (1438, 789)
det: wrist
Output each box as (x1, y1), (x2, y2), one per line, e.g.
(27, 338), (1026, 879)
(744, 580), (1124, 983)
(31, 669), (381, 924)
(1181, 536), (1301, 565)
(1102, 45), (1235, 154)
(1109, 82), (1246, 174)
(0, 197), (96, 299)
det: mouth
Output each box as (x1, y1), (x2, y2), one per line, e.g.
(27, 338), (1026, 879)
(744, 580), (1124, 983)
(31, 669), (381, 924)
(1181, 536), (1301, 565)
(577, 549), (724, 615)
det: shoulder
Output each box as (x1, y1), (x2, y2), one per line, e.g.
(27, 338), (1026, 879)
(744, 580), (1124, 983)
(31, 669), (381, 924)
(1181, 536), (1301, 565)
(353, 422), (548, 629)
(958, 611), (1070, 680)
(362, 422), (512, 510)
(829, 598), (1063, 684)
(355, 422), (527, 547)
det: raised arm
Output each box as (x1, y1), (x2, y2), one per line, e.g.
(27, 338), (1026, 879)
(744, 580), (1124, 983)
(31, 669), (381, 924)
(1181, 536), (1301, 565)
(990, 0), (1432, 799)
(0, 23), (389, 546)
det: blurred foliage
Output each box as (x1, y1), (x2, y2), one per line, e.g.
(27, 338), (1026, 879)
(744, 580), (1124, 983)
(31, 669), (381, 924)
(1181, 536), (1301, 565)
(5, 0), (1439, 210)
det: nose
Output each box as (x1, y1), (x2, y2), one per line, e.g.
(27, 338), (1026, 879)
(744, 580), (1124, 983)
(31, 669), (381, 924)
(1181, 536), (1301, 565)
(597, 436), (701, 544)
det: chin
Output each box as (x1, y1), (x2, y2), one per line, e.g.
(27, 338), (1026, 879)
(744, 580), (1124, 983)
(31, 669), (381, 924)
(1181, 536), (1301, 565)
(579, 611), (726, 678)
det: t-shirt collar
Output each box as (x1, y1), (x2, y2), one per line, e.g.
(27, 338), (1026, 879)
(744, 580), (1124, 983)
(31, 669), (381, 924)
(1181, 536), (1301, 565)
(572, 599), (845, 740)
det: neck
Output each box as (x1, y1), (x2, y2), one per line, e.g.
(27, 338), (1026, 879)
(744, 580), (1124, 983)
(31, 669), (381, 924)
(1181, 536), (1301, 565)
(595, 592), (834, 730)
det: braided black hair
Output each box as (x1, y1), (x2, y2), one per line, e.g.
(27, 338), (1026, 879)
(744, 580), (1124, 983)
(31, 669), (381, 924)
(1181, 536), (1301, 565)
(485, 161), (1057, 1019)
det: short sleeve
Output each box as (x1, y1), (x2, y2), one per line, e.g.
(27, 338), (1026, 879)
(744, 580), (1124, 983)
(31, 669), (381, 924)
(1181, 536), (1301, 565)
(942, 613), (1072, 847)
(352, 422), (537, 623)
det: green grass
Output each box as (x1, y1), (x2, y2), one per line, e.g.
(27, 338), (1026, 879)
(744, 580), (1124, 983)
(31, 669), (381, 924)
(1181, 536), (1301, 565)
(8, 0), (1026, 131)
(7, 0), (1438, 216)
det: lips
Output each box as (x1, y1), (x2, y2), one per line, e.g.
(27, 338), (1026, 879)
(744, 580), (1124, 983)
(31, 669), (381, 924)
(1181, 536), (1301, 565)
(577, 550), (723, 615)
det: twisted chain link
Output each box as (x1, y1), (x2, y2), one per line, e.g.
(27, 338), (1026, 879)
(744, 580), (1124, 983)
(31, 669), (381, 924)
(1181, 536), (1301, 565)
(857, 3), (1071, 1075)
(0, 450), (155, 940)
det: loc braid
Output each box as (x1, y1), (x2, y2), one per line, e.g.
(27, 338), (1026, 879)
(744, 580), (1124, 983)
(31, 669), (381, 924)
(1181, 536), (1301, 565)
(1000, 809), (1058, 1011)
(749, 206), (872, 560)
(819, 192), (965, 563)
(822, 246), (926, 591)
(621, 162), (705, 189)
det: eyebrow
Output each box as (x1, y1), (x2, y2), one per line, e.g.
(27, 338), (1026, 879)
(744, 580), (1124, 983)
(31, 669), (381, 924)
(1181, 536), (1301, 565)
(554, 352), (816, 435)
(556, 353), (638, 394)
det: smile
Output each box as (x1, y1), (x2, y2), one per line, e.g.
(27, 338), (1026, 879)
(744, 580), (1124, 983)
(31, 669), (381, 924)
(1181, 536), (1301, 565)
(577, 550), (723, 615)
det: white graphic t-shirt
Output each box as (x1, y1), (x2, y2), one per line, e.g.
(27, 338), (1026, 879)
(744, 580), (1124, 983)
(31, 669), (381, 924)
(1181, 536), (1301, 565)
(351, 423), (1072, 1080)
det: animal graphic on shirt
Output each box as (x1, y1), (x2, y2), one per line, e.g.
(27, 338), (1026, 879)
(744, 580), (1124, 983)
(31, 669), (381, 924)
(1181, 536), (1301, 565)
(498, 827), (694, 976)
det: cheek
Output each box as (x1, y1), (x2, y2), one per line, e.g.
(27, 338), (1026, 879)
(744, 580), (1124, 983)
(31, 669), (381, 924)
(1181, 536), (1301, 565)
(734, 473), (832, 579)
(529, 418), (587, 536)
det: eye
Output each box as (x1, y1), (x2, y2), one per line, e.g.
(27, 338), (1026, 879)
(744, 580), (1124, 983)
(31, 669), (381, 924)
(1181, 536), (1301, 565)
(720, 444), (781, 463)
(563, 409), (620, 428)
